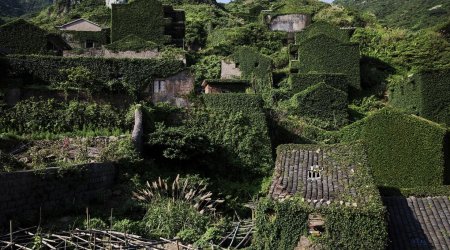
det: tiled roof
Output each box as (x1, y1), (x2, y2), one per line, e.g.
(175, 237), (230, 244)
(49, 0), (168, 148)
(384, 196), (450, 249)
(269, 145), (364, 208)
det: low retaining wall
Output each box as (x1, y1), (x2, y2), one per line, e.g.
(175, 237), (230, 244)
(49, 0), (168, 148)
(0, 163), (117, 228)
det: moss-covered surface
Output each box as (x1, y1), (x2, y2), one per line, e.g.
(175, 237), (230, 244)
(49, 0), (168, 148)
(0, 19), (49, 54)
(284, 82), (348, 129)
(293, 34), (361, 92)
(336, 108), (448, 188)
(389, 68), (450, 125)
(111, 0), (168, 43)
(105, 35), (159, 52)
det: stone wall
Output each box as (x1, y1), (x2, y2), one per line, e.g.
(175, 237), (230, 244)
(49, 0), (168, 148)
(269, 14), (311, 32)
(146, 70), (194, 107)
(221, 60), (242, 79)
(0, 163), (116, 228)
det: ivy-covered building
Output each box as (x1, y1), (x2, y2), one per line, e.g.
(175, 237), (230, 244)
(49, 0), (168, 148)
(111, 0), (185, 47)
(255, 143), (387, 249)
(57, 19), (110, 49)
(389, 68), (450, 125)
(0, 19), (70, 55)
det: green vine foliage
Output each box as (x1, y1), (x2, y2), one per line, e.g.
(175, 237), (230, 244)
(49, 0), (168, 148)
(232, 47), (273, 95)
(284, 82), (349, 130)
(111, 0), (167, 43)
(0, 98), (129, 134)
(105, 35), (159, 52)
(4, 55), (185, 98)
(295, 21), (352, 44)
(0, 19), (49, 54)
(335, 108), (447, 188)
(293, 34), (361, 92)
(192, 94), (273, 174)
(389, 68), (450, 125)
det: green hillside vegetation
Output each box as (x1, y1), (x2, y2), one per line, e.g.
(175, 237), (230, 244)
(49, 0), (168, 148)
(1, 0), (450, 248)
(335, 0), (450, 30)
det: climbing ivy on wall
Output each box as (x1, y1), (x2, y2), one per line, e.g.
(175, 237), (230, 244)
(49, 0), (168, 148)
(231, 47), (273, 96)
(111, 0), (168, 43)
(0, 19), (49, 54)
(4, 55), (185, 98)
(294, 34), (361, 92)
(295, 21), (351, 44)
(389, 69), (450, 125)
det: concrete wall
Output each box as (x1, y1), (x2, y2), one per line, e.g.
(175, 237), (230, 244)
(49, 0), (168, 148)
(0, 163), (116, 228)
(221, 60), (242, 79)
(148, 70), (194, 107)
(269, 14), (311, 32)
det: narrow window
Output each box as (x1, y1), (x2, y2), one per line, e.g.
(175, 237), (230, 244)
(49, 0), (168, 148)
(85, 40), (94, 48)
(307, 165), (322, 180)
(154, 80), (167, 93)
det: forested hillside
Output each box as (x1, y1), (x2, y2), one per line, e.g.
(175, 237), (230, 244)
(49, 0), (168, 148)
(335, 0), (450, 30)
(0, 0), (51, 19)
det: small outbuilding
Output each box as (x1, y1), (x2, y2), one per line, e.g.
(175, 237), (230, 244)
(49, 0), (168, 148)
(146, 70), (194, 107)
(57, 18), (110, 49)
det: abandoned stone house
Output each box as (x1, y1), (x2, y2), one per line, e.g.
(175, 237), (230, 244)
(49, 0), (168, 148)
(269, 144), (381, 247)
(265, 13), (311, 33)
(202, 79), (250, 94)
(145, 70), (194, 107)
(57, 18), (110, 49)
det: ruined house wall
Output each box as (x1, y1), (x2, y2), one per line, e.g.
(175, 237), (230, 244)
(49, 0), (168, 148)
(269, 14), (311, 32)
(0, 163), (116, 228)
(221, 60), (242, 79)
(150, 70), (194, 107)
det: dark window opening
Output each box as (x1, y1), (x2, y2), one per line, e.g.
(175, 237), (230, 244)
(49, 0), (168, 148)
(85, 40), (95, 48)
(254, 62), (259, 67)
(235, 63), (240, 68)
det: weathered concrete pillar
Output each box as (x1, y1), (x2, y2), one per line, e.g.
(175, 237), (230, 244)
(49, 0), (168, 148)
(131, 105), (143, 155)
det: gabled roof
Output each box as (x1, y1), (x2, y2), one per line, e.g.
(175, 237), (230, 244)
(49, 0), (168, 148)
(57, 18), (103, 31)
(384, 196), (450, 249)
(269, 144), (378, 208)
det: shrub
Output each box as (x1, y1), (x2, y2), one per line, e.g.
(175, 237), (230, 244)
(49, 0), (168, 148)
(134, 175), (223, 242)
(147, 124), (214, 161)
(0, 98), (128, 134)
(198, 94), (273, 174)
